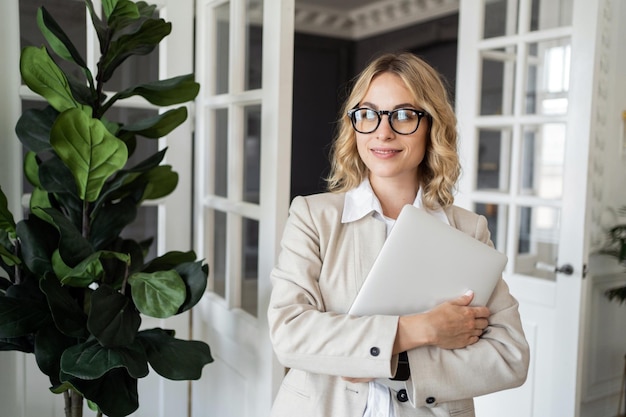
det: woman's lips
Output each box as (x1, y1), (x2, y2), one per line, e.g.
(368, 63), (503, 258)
(371, 148), (401, 157)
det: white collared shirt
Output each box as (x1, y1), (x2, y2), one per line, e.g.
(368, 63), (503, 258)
(342, 179), (449, 417)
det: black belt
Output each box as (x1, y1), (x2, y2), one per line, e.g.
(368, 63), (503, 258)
(390, 351), (410, 381)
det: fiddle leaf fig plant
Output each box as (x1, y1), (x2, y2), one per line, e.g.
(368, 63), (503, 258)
(602, 223), (626, 304)
(0, 1), (212, 416)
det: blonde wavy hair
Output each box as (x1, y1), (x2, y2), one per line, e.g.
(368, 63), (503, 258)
(327, 52), (460, 209)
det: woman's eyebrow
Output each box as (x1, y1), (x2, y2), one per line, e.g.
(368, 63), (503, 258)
(360, 101), (417, 110)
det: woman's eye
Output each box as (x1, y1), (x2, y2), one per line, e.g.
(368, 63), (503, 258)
(364, 110), (377, 120)
(395, 110), (416, 121)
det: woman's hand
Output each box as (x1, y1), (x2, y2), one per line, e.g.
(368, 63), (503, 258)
(394, 290), (490, 352)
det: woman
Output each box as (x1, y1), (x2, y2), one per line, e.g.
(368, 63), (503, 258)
(267, 52), (529, 417)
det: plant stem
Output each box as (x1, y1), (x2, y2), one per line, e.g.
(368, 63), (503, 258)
(63, 390), (84, 417)
(121, 262), (130, 295)
(82, 200), (90, 239)
(63, 391), (71, 417)
(70, 390), (83, 417)
(13, 239), (21, 285)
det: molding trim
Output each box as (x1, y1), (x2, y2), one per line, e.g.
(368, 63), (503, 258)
(294, 0), (459, 39)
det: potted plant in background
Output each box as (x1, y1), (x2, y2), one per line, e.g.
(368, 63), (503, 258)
(599, 212), (626, 417)
(600, 217), (626, 303)
(0, 1), (212, 416)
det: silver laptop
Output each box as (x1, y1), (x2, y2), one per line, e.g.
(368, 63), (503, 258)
(348, 205), (508, 316)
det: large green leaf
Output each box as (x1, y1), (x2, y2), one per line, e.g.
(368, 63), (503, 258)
(66, 72), (98, 106)
(24, 152), (41, 188)
(142, 250), (197, 273)
(28, 188), (52, 216)
(64, 368), (139, 417)
(37, 6), (89, 73)
(61, 337), (148, 380)
(40, 274), (88, 338)
(100, 18), (171, 83)
(0, 187), (16, 237)
(140, 165), (178, 200)
(91, 148), (166, 217)
(108, 1), (158, 41)
(34, 324), (76, 385)
(84, 0), (108, 48)
(101, 238), (147, 285)
(175, 261), (209, 314)
(135, 1), (158, 20)
(15, 216), (58, 277)
(103, 74), (199, 113)
(102, 0), (121, 18)
(15, 106), (57, 153)
(137, 328), (213, 380)
(89, 196), (138, 250)
(88, 284), (141, 347)
(107, 0), (140, 32)
(118, 107), (188, 139)
(20, 46), (83, 113)
(0, 245), (20, 267)
(128, 270), (185, 318)
(0, 296), (51, 338)
(50, 108), (128, 202)
(34, 207), (93, 268)
(0, 336), (35, 353)
(38, 156), (83, 228)
(38, 155), (78, 195)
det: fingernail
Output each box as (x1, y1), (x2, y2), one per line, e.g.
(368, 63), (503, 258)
(465, 290), (474, 296)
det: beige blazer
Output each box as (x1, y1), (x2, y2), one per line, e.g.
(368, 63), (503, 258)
(268, 192), (529, 417)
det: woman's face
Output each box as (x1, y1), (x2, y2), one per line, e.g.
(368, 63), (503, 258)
(355, 72), (428, 188)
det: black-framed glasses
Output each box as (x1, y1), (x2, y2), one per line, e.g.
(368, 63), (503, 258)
(347, 107), (429, 135)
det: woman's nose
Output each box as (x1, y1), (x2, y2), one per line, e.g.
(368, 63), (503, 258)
(375, 115), (395, 140)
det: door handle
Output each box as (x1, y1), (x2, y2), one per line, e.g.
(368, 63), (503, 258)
(535, 262), (574, 275)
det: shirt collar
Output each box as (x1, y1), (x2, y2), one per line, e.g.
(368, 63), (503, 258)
(342, 178), (449, 225)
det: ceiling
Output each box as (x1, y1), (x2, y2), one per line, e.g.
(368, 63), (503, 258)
(293, 0), (460, 39)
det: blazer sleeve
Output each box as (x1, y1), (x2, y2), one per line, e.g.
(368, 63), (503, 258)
(404, 213), (530, 408)
(267, 195), (400, 379)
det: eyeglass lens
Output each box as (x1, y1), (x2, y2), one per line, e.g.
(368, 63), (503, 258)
(350, 108), (423, 135)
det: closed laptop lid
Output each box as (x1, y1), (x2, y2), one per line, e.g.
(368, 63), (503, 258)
(348, 204), (508, 316)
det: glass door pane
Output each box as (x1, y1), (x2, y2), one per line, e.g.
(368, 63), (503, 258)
(520, 124), (565, 199)
(530, 0), (573, 31)
(483, 0), (519, 39)
(477, 128), (513, 192)
(215, 2), (230, 94)
(244, 0), (263, 90)
(524, 39), (570, 115)
(480, 46), (517, 116)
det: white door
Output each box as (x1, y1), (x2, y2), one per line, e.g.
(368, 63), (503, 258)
(0, 0), (196, 415)
(191, 0), (294, 415)
(456, 1), (600, 416)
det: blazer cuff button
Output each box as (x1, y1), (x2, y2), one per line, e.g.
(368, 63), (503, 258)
(396, 389), (408, 402)
(370, 347), (380, 356)
(425, 396), (437, 407)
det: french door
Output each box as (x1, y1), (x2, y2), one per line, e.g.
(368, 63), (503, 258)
(456, 0), (600, 416)
(191, 0), (293, 415)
